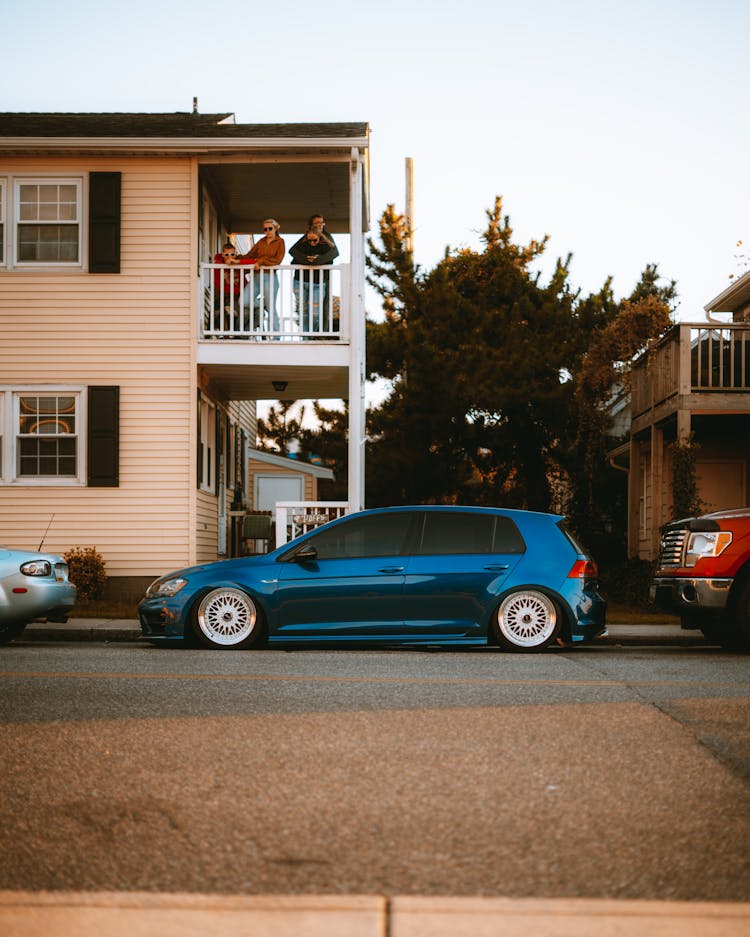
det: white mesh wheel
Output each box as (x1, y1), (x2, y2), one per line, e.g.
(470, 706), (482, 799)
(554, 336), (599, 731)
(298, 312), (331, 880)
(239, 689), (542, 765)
(494, 590), (559, 651)
(194, 588), (260, 649)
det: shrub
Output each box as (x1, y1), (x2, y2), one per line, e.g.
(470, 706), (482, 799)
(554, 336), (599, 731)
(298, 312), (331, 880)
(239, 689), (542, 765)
(63, 546), (107, 601)
(599, 558), (655, 609)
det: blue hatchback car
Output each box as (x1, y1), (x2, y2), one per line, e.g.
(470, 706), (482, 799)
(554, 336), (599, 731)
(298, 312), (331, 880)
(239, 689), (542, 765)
(139, 506), (606, 652)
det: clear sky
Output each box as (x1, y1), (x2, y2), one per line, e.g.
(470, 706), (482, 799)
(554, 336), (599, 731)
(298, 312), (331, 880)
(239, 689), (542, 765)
(3, 0), (747, 320)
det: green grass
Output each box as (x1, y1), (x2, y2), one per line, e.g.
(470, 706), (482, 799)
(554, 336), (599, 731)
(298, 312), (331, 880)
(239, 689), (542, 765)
(606, 602), (679, 624)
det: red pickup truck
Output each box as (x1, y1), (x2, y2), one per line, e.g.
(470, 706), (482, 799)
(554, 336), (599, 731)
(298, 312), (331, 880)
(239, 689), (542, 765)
(650, 508), (750, 651)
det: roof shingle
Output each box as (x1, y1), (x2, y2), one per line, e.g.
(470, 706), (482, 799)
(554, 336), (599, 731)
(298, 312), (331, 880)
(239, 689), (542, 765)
(0, 112), (368, 139)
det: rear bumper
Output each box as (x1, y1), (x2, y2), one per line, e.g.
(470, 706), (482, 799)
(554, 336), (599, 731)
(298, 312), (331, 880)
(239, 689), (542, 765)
(650, 577), (732, 614)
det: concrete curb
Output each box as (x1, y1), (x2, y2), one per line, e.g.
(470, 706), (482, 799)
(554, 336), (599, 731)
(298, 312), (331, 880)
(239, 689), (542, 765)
(0, 891), (747, 936)
(19, 619), (708, 647)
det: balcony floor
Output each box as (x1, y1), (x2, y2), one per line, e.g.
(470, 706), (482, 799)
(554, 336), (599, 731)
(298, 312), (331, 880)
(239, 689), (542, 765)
(197, 339), (350, 399)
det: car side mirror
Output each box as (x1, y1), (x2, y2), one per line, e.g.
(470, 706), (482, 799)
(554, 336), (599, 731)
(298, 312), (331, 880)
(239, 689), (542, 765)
(293, 544), (318, 563)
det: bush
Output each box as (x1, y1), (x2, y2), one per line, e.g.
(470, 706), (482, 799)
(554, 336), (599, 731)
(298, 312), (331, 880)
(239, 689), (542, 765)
(599, 558), (655, 609)
(63, 546), (107, 601)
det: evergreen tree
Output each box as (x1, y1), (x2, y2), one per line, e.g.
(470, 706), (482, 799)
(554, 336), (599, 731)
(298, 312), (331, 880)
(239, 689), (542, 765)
(299, 403), (350, 501)
(367, 197), (581, 510)
(256, 401), (305, 456)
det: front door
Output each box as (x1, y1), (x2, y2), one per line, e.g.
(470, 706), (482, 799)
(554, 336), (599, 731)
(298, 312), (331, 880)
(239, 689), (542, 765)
(272, 510), (415, 638)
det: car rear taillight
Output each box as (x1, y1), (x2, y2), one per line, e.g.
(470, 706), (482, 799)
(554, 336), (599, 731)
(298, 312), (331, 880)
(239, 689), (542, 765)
(568, 559), (598, 579)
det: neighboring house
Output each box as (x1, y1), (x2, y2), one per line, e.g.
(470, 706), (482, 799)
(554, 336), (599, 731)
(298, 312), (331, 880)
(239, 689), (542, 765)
(610, 270), (750, 560)
(0, 110), (369, 599)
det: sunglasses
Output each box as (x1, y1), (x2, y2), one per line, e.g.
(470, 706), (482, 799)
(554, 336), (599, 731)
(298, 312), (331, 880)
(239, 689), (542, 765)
(222, 251), (237, 257)
(263, 226), (275, 232)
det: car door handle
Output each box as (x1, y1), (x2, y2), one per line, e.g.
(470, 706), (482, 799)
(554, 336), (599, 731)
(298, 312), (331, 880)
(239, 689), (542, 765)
(484, 564), (509, 571)
(378, 566), (405, 573)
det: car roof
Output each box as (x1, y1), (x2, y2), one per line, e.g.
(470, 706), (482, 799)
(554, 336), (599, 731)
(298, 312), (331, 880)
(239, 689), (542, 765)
(352, 505), (564, 522)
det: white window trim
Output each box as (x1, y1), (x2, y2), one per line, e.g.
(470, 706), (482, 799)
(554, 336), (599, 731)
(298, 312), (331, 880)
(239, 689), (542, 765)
(2, 175), (85, 271)
(199, 394), (216, 494)
(0, 178), (6, 267)
(0, 385), (86, 486)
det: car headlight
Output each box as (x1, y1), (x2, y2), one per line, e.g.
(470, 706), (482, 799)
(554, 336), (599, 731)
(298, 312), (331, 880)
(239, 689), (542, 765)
(147, 577), (188, 597)
(21, 560), (52, 577)
(685, 531), (732, 567)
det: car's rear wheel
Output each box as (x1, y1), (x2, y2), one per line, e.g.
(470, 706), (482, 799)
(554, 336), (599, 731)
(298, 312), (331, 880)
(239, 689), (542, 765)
(192, 588), (263, 650)
(0, 621), (28, 646)
(493, 590), (560, 652)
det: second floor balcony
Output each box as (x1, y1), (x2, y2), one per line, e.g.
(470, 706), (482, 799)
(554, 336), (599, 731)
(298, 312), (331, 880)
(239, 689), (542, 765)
(631, 323), (750, 432)
(202, 262), (350, 342)
(197, 261), (355, 401)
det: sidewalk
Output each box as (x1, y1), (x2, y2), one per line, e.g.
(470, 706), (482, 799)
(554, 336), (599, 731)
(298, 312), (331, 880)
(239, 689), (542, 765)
(21, 618), (707, 646)
(0, 891), (747, 936)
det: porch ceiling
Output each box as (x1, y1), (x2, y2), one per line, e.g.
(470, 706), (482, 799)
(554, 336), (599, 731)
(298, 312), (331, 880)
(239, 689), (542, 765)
(199, 360), (349, 401)
(201, 160), (363, 235)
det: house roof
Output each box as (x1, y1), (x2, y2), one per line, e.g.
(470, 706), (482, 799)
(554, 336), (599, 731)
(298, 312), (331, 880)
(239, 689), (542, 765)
(0, 110), (370, 234)
(0, 112), (369, 141)
(248, 448), (334, 480)
(704, 268), (750, 317)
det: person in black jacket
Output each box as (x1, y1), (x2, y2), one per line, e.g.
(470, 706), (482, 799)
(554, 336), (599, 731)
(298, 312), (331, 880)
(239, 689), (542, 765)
(290, 223), (339, 334)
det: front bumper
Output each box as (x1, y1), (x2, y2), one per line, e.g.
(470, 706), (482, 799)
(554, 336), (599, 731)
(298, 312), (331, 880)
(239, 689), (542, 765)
(650, 577), (732, 614)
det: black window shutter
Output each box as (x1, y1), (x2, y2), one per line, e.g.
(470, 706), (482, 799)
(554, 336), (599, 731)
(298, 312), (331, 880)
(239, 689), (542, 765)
(89, 172), (121, 273)
(87, 386), (120, 487)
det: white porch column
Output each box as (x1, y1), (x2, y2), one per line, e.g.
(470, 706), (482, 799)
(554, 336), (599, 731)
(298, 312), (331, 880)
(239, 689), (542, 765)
(348, 147), (366, 511)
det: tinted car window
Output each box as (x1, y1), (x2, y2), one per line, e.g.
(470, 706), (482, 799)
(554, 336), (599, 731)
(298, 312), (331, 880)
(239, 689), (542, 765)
(306, 512), (413, 560)
(416, 512), (525, 555)
(418, 512), (492, 554)
(492, 516), (525, 554)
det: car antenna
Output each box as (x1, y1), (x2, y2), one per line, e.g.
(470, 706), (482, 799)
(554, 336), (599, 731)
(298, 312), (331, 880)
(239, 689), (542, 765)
(38, 514), (55, 552)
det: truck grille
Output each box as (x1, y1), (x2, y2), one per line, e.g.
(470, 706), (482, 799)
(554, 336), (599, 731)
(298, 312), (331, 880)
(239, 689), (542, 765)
(657, 528), (687, 568)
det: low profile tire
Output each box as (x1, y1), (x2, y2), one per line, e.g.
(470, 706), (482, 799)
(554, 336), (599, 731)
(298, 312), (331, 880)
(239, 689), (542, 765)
(0, 621), (28, 646)
(702, 581), (750, 652)
(192, 587), (263, 650)
(493, 590), (560, 652)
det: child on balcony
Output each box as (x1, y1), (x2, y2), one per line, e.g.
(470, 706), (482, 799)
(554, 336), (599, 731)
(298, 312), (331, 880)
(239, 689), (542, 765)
(213, 242), (254, 333)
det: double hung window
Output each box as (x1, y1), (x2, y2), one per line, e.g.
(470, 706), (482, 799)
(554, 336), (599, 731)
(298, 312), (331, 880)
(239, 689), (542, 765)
(0, 388), (84, 484)
(0, 177), (83, 267)
(15, 179), (82, 265)
(198, 396), (216, 492)
(0, 179), (5, 265)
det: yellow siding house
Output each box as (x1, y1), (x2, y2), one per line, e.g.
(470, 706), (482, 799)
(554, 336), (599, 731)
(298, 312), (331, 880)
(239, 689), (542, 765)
(0, 111), (369, 599)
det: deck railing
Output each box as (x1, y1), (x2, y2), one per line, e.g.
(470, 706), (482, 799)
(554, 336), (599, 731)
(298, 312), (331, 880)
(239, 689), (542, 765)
(201, 262), (349, 341)
(631, 323), (750, 416)
(274, 501), (349, 547)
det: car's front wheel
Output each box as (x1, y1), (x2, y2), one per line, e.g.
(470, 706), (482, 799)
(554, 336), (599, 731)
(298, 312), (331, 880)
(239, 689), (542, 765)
(192, 588), (264, 650)
(493, 590), (560, 652)
(701, 580), (750, 652)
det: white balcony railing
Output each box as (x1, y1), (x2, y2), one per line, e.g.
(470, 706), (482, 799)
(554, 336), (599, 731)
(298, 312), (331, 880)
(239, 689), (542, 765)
(201, 263), (349, 341)
(275, 501), (349, 547)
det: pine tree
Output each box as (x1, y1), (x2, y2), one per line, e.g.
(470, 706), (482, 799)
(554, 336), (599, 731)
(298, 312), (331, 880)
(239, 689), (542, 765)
(256, 401), (305, 456)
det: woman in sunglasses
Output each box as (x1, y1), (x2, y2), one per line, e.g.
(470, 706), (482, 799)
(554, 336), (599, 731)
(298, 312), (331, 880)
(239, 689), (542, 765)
(241, 219), (285, 335)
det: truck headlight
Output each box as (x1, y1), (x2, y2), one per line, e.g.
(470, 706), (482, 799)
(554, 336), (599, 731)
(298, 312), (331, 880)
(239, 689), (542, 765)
(685, 531), (732, 567)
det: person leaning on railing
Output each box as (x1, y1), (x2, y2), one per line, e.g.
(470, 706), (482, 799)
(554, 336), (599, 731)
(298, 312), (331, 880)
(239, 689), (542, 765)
(240, 219), (285, 333)
(290, 226), (339, 333)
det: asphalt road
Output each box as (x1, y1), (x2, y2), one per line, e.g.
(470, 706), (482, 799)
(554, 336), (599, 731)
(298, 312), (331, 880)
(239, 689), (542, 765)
(1, 641), (748, 901)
